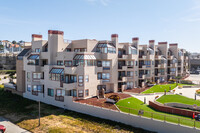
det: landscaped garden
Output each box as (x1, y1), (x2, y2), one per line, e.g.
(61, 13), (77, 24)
(142, 83), (195, 94)
(116, 97), (200, 128)
(157, 94), (200, 106)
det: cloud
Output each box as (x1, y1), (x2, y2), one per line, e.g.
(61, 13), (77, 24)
(84, 0), (111, 6)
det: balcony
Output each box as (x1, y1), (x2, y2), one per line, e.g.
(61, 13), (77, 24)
(139, 75), (146, 79)
(55, 96), (64, 102)
(172, 63), (177, 68)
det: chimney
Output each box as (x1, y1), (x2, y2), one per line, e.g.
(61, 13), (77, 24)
(132, 37), (139, 48)
(111, 34), (118, 47)
(149, 40), (155, 49)
(32, 34), (42, 42)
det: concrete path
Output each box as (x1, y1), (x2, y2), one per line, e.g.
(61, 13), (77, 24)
(174, 87), (200, 99)
(131, 93), (164, 105)
(0, 117), (30, 133)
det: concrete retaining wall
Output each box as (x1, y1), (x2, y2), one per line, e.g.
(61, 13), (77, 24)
(165, 102), (200, 111)
(24, 94), (200, 133)
(149, 101), (200, 117)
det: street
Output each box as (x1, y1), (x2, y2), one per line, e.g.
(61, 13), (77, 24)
(0, 117), (30, 133)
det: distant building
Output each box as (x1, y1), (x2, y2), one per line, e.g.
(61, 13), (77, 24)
(189, 53), (200, 71)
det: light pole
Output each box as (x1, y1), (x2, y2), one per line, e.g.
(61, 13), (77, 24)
(38, 100), (40, 126)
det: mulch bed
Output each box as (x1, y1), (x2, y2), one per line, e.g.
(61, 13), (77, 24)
(124, 87), (151, 93)
(75, 93), (131, 110)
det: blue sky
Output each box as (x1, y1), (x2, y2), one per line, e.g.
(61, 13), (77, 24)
(0, 0), (199, 52)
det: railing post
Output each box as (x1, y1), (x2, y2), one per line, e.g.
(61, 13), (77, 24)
(129, 108), (130, 114)
(194, 120), (195, 128)
(178, 118), (180, 125)
(151, 113), (153, 119)
(164, 115), (166, 122)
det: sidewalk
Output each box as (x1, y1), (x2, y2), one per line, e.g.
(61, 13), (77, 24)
(0, 117), (30, 133)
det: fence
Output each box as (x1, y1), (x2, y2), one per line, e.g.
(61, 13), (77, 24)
(116, 105), (200, 128)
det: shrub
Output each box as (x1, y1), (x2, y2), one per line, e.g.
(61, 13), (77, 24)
(168, 79), (176, 83)
(180, 80), (193, 85)
(4, 76), (7, 79)
(155, 96), (159, 99)
(108, 95), (120, 102)
(196, 89), (200, 94)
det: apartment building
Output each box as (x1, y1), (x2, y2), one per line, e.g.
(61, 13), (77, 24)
(16, 30), (189, 101)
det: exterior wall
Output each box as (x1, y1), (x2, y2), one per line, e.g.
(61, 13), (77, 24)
(16, 60), (25, 94)
(23, 94), (200, 133)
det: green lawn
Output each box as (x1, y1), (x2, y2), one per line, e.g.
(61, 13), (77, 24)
(142, 83), (195, 94)
(142, 83), (177, 94)
(116, 97), (200, 128)
(157, 94), (200, 106)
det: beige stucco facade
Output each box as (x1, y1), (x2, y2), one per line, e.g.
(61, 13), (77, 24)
(16, 30), (189, 102)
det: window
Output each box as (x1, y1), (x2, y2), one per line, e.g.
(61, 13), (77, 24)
(85, 89), (89, 96)
(32, 85), (43, 93)
(127, 61), (134, 67)
(78, 90), (84, 97)
(33, 73), (42, 79)
(70, 89), (77, 97)
(64, 60), (72, 67)
(27, 54), (39, 65)
(102, 61), (111, 67)
(66, 48), (71, 52)
(57, 60), (63, 66)
(65, 75), (77, 83)
(127, 71), (134, 77)
(48, 88), (54, 97)
(97, 73), (102, 79)
(56, 89), (65, 96)
(98, 73), (110, 80)
(85, 75), (89, 82)
(35, 48), (40, 53)
(27, 72), (31, 81)
(135, 71), (138, 76)
(74, 48), (87, 52)
(78, 75), (83, 83)
(27, 85), (31, 92)
(49, 68), (64, 81)
(127, 82), (133, 89)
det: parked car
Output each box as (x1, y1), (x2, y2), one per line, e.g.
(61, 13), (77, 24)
(0, 125), (6, 133)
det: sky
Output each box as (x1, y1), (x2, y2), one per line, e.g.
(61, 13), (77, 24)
(0, 0), (200, 52)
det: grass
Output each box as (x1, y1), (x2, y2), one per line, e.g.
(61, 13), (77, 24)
(116, 97), (200, 128)
(142, 83), (177, 93)
(0, 87), (151, 133)
(142, 83), (195, 94)
(157, 94), (200, 106)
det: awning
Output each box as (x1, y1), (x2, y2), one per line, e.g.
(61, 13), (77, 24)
(28, 54), (39, 60)
(49, 68), (64, 74)
(97, 43), (115, 48)
(73, 54), (96, 60)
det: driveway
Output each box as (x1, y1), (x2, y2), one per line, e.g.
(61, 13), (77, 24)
(0, 117), (30, 133)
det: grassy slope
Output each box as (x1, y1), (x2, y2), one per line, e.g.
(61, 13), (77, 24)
(0, 87), (150, 133)
(142, 83), (195, 94)
(116, 97), (200, 127)
(157, 94), (200, 106)
(142, 83), (177, 93)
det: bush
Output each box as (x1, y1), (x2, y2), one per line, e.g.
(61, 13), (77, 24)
(108, 95), (120, 102)
(0, 70), (16, 75)
(4, 76), (7, 79)
(168, 79), (176, 83)
(196, 89), (200, 94)
(180, 80), (193, 85)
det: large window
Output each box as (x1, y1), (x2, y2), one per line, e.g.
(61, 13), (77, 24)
(33, 73), (42, 79)
(129, 46), (137, 55)
(49, 68), (64, 81)
(35, 48), (40, 53)
(64, 60), (72, 67)
(78, 75), (83, 86)
(127, 71), (134, 77)
(65, 75), (77, 83)
(98, 73), (110, 82)
(102, 61), (111, 70)
(27, 85), (31, 92)
(57, 60), (64, 66)
(27, 54), (39, 65)
(32, 85), (43, 93)
(48, 88), (54, 97)
(78, 90), (84, 97)
(127, 82), (134, 89)
(85, 75), (89, 82)
(70, 89), (77, 97)
(96, 43), (116, 54)
(56, 89), (65, 96)
(85, 89), (89, 96)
